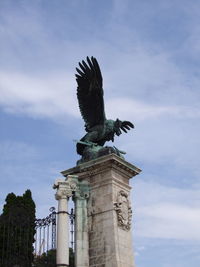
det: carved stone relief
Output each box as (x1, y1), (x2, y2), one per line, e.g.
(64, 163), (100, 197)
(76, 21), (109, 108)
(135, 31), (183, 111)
(114, 190), (132, 231)
(54, 176), (76, 199)
(55, 188), (73, 200)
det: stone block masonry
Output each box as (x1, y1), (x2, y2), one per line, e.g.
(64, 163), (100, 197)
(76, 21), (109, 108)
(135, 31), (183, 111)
(61, 154), (141, 267)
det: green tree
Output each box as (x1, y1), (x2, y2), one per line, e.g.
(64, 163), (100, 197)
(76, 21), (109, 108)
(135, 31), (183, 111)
(0, 190), (36, 267)
(33, 249), (56, 267)
(33, 248), (75, 267)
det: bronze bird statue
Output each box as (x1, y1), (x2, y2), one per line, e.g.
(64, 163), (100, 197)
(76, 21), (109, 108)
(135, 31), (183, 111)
(75, 56), (134, 164)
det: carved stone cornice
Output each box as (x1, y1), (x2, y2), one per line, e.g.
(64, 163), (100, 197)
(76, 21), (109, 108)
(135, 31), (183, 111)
(61, 154), (141, 180)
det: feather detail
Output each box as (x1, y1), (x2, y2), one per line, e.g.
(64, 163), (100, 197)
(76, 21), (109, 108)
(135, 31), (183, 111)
(76, 57), (106, 131)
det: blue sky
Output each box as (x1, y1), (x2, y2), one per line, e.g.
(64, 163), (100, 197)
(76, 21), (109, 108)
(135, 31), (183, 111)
(0, 0), (200, 266)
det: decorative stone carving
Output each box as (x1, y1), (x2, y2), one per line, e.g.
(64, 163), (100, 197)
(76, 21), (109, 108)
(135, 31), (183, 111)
(114, 190), (132, 231)
(53, 176), (80, 200)
(54, 180), (71, 200)
(74, 179), (90, 200)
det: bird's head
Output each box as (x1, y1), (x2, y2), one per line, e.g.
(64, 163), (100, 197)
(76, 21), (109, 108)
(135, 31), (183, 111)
(114, 118), (134, 137)
(104, 119), (122, 142)
(104, 119), (134, 142)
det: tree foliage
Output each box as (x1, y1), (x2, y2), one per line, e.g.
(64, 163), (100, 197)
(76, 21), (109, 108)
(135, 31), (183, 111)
(33, 249), (56, 267)
(0, 189), (36, 267)
(33, 248), (75, 267)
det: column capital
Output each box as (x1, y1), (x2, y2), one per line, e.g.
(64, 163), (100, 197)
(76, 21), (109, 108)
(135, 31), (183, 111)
(55, 189), (72, 200)
(53, 176), (88, 200)
(53, 179), (73, 200)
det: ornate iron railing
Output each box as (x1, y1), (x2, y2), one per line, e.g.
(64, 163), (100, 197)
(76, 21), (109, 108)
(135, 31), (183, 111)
(34, 207), (56, 255)
(34, 207), (75, 256)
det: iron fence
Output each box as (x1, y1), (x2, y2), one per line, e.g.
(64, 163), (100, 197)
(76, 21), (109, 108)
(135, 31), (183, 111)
(34, 207), (57, 256)
(34, 207), (75, 256)
(0, 206), (75, 266)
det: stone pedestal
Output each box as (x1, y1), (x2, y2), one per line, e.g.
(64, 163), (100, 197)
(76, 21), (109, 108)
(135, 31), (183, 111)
(62, 154), (141, 267)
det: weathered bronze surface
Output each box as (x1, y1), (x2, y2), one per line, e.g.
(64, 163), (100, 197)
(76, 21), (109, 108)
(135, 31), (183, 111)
(75, 56), (134, 165)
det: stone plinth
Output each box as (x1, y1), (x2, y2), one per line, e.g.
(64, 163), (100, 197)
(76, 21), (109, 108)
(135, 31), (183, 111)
(62, 154), (141, 267)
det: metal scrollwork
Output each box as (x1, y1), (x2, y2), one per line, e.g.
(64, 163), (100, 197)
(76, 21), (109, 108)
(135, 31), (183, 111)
(35, 207), (56, 228)
(34, 206), (57, 254)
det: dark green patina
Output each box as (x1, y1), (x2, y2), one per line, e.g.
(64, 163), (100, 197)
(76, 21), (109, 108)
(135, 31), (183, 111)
(75, 56), (134, 165)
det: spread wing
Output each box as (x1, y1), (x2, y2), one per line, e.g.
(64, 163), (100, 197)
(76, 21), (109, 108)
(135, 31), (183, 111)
(76, 56), (106, 131)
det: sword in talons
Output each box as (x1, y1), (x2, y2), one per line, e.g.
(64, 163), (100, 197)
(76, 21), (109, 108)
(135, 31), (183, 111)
(73, 140), (98, 147)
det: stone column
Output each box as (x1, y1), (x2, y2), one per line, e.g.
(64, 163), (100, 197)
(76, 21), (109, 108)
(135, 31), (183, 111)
(74, 180), (90, 267)
(53, 179), (72, 267)
(61, 154), (141, 267)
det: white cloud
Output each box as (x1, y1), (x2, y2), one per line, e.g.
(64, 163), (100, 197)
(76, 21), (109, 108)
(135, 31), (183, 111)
(106, 98), (200, 121)
(0, 1), (200, 126)
(0, 64), (199, 123)
(0, 71), (79, 120)
(133, 181), (200, 241)
(136, 203), (200, 240)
